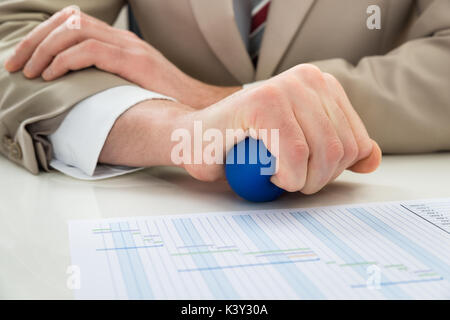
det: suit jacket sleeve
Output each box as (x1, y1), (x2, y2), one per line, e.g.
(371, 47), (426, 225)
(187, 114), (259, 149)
(311, 0), (450, 154)
(0, 0), (132, 174)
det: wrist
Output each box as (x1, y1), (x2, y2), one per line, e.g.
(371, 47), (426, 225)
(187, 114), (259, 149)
(145, 100), (196, 167)
(99, 99), (195, 168)
(141, 56), (242, 109)
(179, 75), (242, 109)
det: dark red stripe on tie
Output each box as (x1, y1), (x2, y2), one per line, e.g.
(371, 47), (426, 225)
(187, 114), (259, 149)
(250, 2), (270, 33)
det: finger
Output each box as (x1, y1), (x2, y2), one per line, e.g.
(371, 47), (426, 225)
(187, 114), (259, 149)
(320, 74), (359, 175)
(23, 14), (137, 78)
(296, 91), (343, 195)
(319, 100), (359, 185)
(324, 72), (373, 163)
(269, 117), (309, 193)
(285, 69), (344, 194)
(42, 39), (125, 80)
(245, 84), (309, 192)
(348, 139), (382, 173)
(4, 6), (77, 72)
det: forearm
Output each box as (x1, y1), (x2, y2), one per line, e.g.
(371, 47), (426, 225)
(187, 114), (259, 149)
(98, 99), (194, 168)
(136, 57), (242, 109)
(0, 1), (129, 174)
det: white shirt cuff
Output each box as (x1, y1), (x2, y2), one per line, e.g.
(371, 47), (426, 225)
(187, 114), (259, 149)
(48, 85), (175, 180)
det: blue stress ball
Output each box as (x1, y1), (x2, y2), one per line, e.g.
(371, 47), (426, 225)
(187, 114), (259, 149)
(225, 137), (285, 202)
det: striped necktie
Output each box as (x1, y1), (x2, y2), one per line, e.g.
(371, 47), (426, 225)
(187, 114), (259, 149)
(249, 0), (271, 67)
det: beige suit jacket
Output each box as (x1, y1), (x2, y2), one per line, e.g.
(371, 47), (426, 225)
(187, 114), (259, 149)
(0, 0), (449, 174)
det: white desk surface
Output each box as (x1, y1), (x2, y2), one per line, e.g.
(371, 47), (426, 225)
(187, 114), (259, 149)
(1, 152), (449, 299)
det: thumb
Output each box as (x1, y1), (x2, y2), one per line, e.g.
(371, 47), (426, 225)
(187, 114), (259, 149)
(348, 139), (382, 173)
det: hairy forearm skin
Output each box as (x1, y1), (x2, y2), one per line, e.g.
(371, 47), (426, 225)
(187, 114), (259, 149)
(98, 84), (242, 169)
(98, 99), (194, 168)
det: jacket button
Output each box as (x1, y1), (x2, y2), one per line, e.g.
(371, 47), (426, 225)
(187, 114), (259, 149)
(10, 142), (22, 160)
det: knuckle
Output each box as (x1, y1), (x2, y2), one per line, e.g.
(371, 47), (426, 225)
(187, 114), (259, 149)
(246, 84), (291, 128)
(295, 64), (326, 87)
(52, 23), (69, 39)
(295, 63), (322, 77)
(83, 39), (100, 52)
(247, 103), (270, 128)
(56, 7), (71, 20)
(59, 6), (79, 22)
(79, 13), (89, 25)
(33, 44), (49, 58)
(254, 83), (284, 103)
(281, 74), (300, 88)
(61, 5), (76, 14)
(325, 137), (344, 164)
(17, 38), (31, 52)
(64, 13), (87, 31)
(290, 140), (309, 163)
(52, 53), (66, 67)
(323, 72), (338, 85)
(324, 72), (346, 96)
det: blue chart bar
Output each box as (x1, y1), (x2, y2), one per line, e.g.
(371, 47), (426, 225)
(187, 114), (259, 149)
(96, 244), (163, 251)
(348, 208), (450, 281)
(350, 277), (444, 288)
(173, 218), (239, 299)
(69, 199), (450, 299)
(110, 222), (153, 299)
(232, 215), (324, 299)
(177, 258), (320, 272)
(291, 211), (408, 299)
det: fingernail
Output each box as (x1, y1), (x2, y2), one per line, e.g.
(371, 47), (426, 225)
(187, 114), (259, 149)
(4, 59), (11, 70)
(42, 68), (52, 80)
(4, 57), (15, 71)
(23, 61), (33, 77)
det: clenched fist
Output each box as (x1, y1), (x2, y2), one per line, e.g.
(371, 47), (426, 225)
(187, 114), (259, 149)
(182, 64), (382, 194)
(104, 64), (381, 195)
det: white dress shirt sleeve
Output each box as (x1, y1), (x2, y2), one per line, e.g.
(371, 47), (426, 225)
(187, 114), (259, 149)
(48, 85), (175, 180)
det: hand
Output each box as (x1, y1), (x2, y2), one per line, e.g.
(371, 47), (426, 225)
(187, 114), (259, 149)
(99, 64), (380, 195)
(4, 6), (239, 108)
(182, 64), (381, 194)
